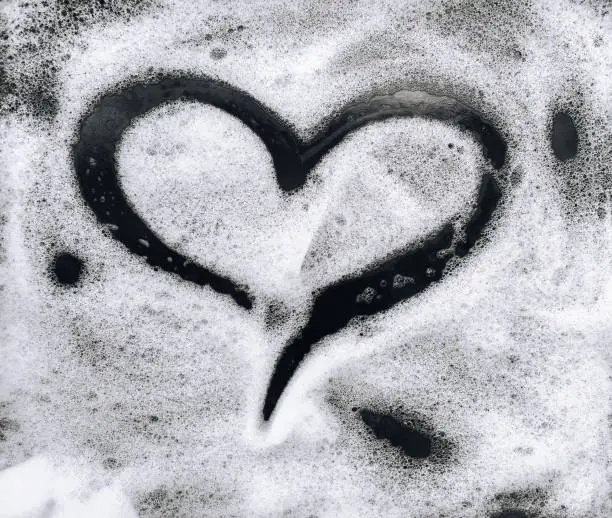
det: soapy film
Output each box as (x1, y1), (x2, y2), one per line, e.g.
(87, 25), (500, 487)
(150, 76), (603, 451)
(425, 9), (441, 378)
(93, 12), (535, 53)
(0, 1), (611, 517)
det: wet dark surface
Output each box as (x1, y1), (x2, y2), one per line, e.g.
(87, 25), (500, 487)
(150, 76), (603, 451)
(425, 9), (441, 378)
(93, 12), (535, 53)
(52, 252), (84, 285)
(72, 74), (507, 422)
(551, 111), (578, 161)
(490, 510), (530, 518)
(359, 408), (432, 458)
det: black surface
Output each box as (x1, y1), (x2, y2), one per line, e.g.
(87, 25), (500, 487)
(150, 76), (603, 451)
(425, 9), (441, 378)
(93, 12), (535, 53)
(263, 173), (503, 421)
(359, 409), (432, 458)
(52, 252), (84, 285)
(490, 510), (529, 518)
(551, 111), (578, 161)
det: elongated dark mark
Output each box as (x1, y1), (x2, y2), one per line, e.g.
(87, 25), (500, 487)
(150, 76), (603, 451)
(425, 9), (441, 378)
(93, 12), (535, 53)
(359, 409), (432, 458)
(263, 175), (502, 420)
(72, 75), (506, 420)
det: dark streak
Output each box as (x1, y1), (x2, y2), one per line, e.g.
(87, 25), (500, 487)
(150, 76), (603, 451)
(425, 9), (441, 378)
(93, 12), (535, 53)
(455, 173), (502, 257)
(74, 77), (305, 308)
(359, 408), (432, 458)
(263, 223), (456, 421)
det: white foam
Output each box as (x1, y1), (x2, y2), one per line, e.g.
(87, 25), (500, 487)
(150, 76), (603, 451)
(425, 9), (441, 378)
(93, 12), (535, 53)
(0, 0), (610, 516)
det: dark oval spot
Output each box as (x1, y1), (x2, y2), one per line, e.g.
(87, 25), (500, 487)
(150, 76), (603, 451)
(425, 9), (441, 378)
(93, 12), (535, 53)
(551, 111), (578, 161)
(52, 253), (83, 285)
(359, 408), (432, 458)
(490, 510), (529, 518)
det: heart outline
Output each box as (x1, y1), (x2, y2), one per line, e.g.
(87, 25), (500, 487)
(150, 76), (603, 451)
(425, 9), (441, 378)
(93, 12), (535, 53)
(72, 74), (507, 420)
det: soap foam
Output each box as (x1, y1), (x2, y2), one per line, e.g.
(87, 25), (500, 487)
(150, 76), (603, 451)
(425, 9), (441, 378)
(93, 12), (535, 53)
(0, 0), (610, 517)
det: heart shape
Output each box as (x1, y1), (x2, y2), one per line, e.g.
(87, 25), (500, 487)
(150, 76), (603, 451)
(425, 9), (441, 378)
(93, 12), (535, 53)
(73, 75), (507, 420)
(116, 104), (488, 297)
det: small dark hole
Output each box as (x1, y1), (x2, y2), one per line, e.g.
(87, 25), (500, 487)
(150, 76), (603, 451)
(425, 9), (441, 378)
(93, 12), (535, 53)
(359, 408), (432, 458)
(52, 253), (83, 285)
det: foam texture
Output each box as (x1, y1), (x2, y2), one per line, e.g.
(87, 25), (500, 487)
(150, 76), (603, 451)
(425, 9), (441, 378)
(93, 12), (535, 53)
(0, 0), (610, 517)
